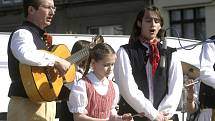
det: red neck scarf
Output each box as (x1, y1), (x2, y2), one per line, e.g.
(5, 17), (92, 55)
(142, 39), (160, 77)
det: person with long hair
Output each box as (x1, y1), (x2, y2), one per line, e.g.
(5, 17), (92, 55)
(114, 5), (183, 121)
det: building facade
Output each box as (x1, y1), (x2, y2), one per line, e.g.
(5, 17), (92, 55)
(155, 0), (215, 40)
(0, 0), (149, 35)
(0, 0), (214, 40)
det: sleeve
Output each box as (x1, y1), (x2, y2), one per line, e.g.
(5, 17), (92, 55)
(110, 82), (130, 121)
(157, 51), (183, 118)
(199, 40), (215, 89)
(110, 82), (120, 116)
(114, 47), (159, 121)
(67, 79), (88, 114)
(10, 29), (57, 66)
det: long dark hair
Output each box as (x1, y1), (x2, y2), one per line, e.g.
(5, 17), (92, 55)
(83, 43), (115, 76)
(129, 5), (164, 44)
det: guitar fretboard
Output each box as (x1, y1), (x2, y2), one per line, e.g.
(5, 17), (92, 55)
(66, 48), (89, 64)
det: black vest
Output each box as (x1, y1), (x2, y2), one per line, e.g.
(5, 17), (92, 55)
(118, 40), (172, 120)
(199, 35), (215, 109)
(7, 21), (46, 98)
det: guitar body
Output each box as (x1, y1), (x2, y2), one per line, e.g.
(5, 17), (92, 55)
(19, 44), (76, 102)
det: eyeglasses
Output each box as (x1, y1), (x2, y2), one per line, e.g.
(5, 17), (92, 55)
(40, 4), (56, 12)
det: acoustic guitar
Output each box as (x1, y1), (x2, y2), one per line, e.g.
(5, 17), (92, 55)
(19, 35), (104, 102)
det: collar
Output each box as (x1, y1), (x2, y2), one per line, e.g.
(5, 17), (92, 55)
(22, 21), (45, 37)
(86, 71), (109, 86)
(140, 39), (159, 53)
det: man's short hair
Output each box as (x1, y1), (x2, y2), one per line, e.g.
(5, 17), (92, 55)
(23, 0), (42, 17)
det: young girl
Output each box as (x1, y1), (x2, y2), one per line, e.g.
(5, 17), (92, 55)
(67, 43), (133, 121)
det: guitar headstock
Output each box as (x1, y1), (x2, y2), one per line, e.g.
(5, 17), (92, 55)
(93, 35), (104, 44)
(90, 35), (104, 48)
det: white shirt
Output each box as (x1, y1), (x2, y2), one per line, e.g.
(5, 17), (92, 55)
(67, 71), (119, 117)
(198, 38), (215, 121)
(10, 29), (56, 66)
(189, 83), (212, 121)
(114, 45), (183, 121)
(199, 38), (215, 89)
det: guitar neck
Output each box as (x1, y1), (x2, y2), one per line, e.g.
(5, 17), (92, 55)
(66, 48), (89, 64)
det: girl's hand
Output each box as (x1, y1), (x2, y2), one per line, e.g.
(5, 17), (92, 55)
(121, 113), (133, 121)
(155, 112), (168, 121)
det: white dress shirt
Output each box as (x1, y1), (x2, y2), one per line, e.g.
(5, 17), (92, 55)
(10, 29), (56, 66)
(198, 38), (215, 121)
(200, 38), (215, 89)
(114, 44), (183, 120)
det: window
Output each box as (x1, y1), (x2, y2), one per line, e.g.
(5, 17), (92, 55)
(88, 25), (123, 35)
(169, 7), (205, 40)
(2, 0), (11, 4)
(1, 0), (22, 4)
(14, 0), (22, 3)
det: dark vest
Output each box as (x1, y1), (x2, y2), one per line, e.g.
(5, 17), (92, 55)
(7, 21), (46, 98)
(118, 40), (172, 120)
(199, 35), (215, 109)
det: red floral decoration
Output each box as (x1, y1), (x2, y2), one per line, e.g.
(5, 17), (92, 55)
(43, 32), (53, 50)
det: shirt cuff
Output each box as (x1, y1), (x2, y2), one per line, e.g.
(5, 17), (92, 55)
(68, 106), (87, 114)
(147, 110), (159, 121)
